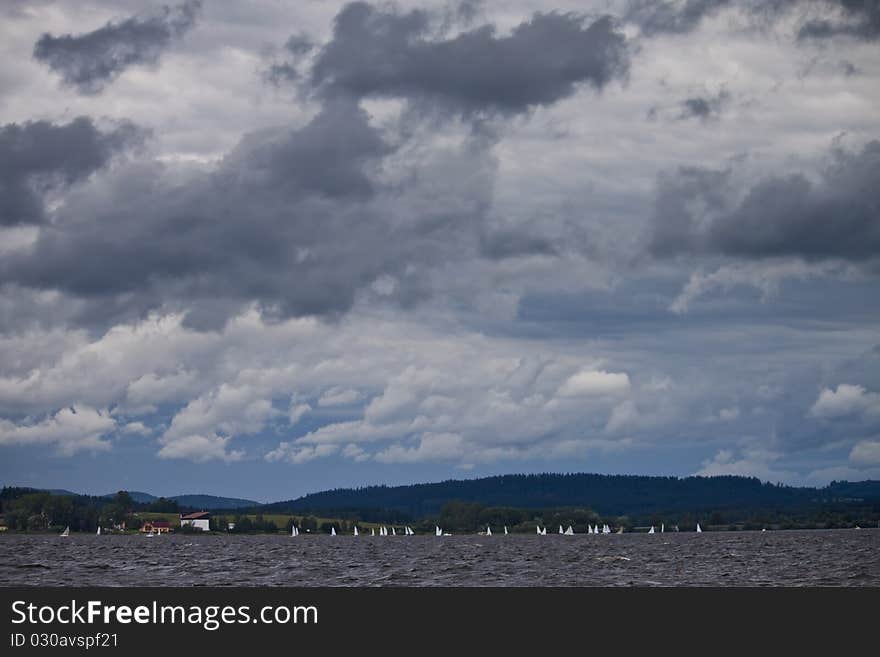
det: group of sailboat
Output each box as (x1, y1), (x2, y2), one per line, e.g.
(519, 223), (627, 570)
(64, 519), (709, 537)
(288, 524), (419, 536)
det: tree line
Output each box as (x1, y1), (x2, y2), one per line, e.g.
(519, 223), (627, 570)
(1, 488), (181, 532)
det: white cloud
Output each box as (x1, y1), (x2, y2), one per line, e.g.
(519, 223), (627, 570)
(374, 432), (465, 463)
(694, 444), (797, 484)
(850, 440), (880, 467)
(341, 443), (369, 462)
(121, 421), (152, 436)
(719, 406), (740, 421)
(810, 384), (880, 419)
(557, 369), (631, 397)
(265, 442), (338, 464)
(0, 404), (116, 455)
(670, 260), (849, 314)
(317, 387), (362, 407)
(289, 402), (311, 425)
(157, 433), (245, 463)
(605, 400), (637, 433)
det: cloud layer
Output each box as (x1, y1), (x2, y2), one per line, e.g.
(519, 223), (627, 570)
(0, 0), (878, 496)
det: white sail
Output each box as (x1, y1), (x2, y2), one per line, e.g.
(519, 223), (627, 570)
(541, 527), (547, 535)
(353, 526), (359, 536)
(603, 524), (611, 534)
(392, 527), (396, 536)
(504, 526), (508, 535)
(558, 525), (564, 534)
(436, 526), (442, 536)
(696, 523), (702, 533)
(487, 526), (492, 536)
(661, 523), (664, 533)
(536, 525), (542, 535)
(371, 528), (375, 536)
(648, 526), (655, 534)
(565, 525), (574, 535)
(96, 526), (101, 536)
(617, 526), (623, 534)
(331, 527), (336, 536)
(291, 525), (298, 536)
(60, 526), (70, 537)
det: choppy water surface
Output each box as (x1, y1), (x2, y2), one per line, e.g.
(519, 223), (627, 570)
(1, 530), (878, 586)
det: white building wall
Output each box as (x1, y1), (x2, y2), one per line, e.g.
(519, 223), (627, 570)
(181, 518), (211, 531)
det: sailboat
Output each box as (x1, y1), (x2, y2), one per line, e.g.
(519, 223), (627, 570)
(603, 524), (611, 534)
(330, 527), (336, 536)
(486, 526), (492, 536)
(536, 525), (542, 535)
(291, 525), (299, 536)
(406, 526), (414, 535)
(60, 526), (70, 537)
(617, 526), (624, 534)
(587, 525), (593, 535)
(146, 529), (154, 537)
(392, 527), (396, 536)
(435, 526), (443, 536)
(504, 526), (508, 535)
(648, 526), (655, 534)
(96, 526), (101, 536)
(661, 523), (664, 533)
(371, 528), (375, 536)
(353, 526), (359, 536)
(696, 523), (702, 533)
(559, 525), (564, 534)
(565, 525), (574, 535)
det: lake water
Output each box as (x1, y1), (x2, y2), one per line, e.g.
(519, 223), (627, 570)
(1, 529), (878, 586)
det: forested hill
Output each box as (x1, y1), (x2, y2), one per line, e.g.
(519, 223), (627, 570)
(259, 473), (880, 519)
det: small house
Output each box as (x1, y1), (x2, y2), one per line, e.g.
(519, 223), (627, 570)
(180, 511), (210, 531)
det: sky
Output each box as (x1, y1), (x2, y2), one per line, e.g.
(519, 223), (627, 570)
(0, 0), (878, 502)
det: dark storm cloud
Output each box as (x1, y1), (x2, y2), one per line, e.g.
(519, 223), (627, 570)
(798, 0), (880, 41)
(33, 0), (201, 94)
(627, 0), (880, 41)
(309, 2), (629, 114)
(263, 34), (313, 86)
(479, 228), (560, 260)
(0, 117), (144, 226)
(1, 100), (389, 310)
(0, 97), (485, 330)
(649, 140), (880, 261)
(678, 90), (730, 121)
